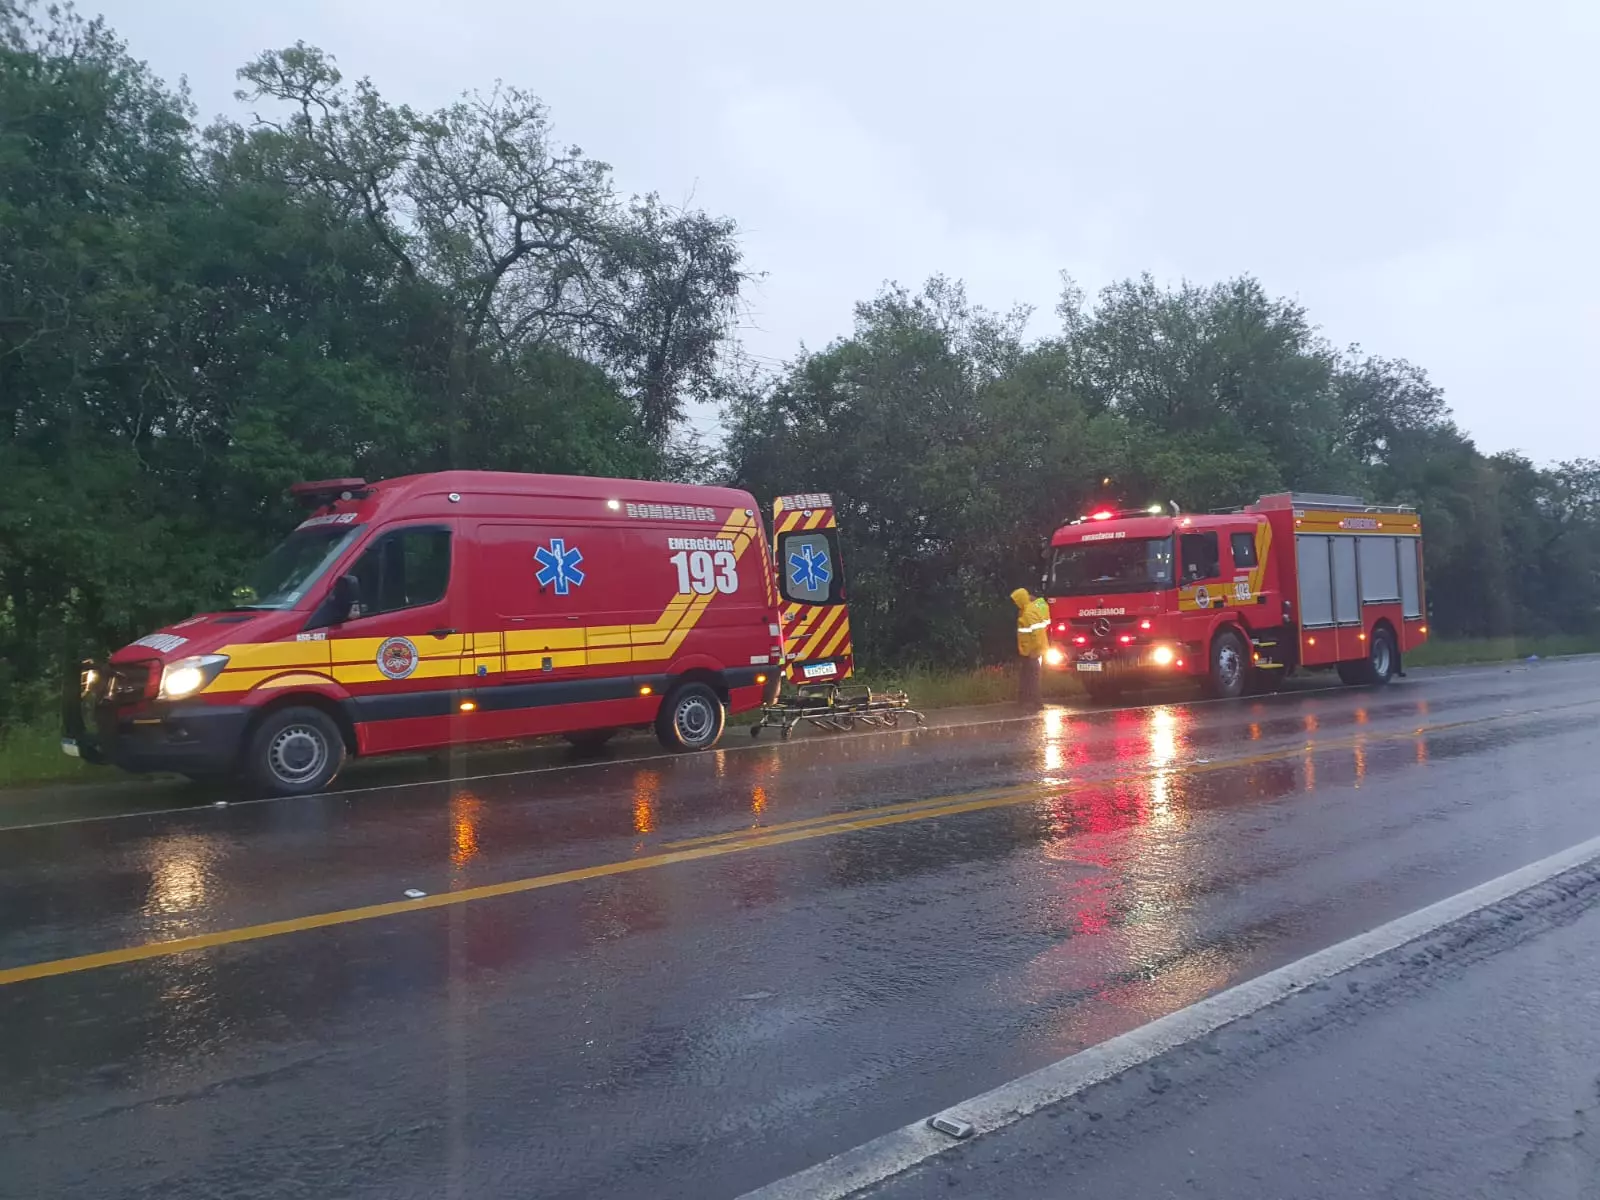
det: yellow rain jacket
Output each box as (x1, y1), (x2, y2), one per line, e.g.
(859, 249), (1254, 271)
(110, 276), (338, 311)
(1011, 588), (1051, 658)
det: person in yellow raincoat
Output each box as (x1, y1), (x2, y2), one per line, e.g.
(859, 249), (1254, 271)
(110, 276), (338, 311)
(1011, 587), (1051, 708)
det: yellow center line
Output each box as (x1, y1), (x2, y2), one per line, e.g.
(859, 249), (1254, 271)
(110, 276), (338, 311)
(1, 702), (1589, 989)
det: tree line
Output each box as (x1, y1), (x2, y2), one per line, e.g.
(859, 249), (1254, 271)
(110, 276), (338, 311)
(2, 2), (1595, 728)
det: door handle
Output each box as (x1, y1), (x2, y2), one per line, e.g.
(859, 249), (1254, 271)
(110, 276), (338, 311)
(427, 628), (458, 638)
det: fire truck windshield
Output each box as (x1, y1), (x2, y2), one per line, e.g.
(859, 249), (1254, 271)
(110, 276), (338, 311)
(1047, 535), (1175, 596)
(233, 525), (365, 609)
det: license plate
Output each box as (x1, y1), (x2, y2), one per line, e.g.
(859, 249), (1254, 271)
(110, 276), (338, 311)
(1075, 661), (1104, 673)
(802, 661), (838, 679)
(60, 738), (81, 758)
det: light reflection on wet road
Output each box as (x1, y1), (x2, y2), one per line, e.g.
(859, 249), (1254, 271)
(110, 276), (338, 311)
(3, 661), (1600, 1199)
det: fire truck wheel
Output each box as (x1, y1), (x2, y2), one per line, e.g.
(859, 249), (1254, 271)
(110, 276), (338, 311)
(245, 705), (345, 796)
(655, 682), (727, 752)
(1350, 627), (1398, 686)
(1205, 629), (1249, 699)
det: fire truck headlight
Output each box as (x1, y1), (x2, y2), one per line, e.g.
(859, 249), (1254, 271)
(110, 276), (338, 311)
(159, 654), (229, 699)
(1151, 645), (1176, 667)
(1044, 646), (1066, 667)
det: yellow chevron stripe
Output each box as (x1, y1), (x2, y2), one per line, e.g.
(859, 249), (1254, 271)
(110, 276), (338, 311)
(818, 614), (852, 660)
(795, 605), (847, 660)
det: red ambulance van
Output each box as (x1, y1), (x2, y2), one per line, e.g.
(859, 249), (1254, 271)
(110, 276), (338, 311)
(64, 471), (796, 794)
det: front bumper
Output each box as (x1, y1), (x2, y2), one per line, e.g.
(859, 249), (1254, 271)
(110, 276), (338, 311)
(64, 692), (252, 775)
(1057, 642), (1191, 677)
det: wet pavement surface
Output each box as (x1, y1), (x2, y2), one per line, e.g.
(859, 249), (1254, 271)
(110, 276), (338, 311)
(3, 660), (1600, 1198)
(869, 853), (1600, 1200)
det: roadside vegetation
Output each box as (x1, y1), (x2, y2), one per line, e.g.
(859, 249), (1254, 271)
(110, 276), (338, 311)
(3, 1), (1597, 761)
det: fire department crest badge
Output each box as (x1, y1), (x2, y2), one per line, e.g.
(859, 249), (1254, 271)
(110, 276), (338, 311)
(376, 636), (419, 680)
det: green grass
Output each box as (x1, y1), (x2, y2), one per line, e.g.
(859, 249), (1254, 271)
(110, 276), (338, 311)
(0, 723), (120, 789)
(1403, 634), (1600, 668)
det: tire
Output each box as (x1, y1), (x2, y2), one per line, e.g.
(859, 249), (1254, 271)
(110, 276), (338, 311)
(654, 682), (726, 752)
(1341, 628), (1397, 687)
(563, 728), (617, 753)
(244, 705), (345, 796)
(1367, 628), (1397, 685)
(1204, 629), (1249, 699)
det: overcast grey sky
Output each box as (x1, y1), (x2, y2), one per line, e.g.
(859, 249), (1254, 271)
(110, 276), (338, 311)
(94, 0), (1596, 463)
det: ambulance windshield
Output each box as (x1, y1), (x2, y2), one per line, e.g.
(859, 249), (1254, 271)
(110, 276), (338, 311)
(1047, 535), (1175, 596)
(234, 525), (364, 609)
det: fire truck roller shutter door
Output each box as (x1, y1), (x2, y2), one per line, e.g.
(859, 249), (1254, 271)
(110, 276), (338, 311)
(1358, 536), (1401, 602)
(1400, 540), (1422, 618)
(1297, 535), (1334, 626)
(1331, 536), (1360, 625)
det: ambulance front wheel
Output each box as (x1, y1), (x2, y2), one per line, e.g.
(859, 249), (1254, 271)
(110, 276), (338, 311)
(656, 682), (726, 752)
(245, 705), (345, 796)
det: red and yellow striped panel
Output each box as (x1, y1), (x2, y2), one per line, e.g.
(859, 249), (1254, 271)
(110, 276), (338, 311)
(772, 494), (853, 683)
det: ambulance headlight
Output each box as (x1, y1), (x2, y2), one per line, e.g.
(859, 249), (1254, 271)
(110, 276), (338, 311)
(159, 654), (230, 699)
(1044, 646), (1066, 667)
(1151, 645), (1176, 667)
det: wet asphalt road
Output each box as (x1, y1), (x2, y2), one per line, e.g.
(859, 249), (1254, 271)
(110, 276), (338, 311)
(3, 661), (1600, 1199)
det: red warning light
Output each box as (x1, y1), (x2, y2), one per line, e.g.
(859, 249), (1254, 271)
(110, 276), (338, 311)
(1091, 510), (1114, 521)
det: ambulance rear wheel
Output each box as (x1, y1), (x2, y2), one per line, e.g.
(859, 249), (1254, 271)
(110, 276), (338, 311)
(245, 705), (344, 796)
(656, 682), (726, 752)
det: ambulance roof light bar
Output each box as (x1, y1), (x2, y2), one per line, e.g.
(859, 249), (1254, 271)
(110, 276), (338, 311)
(289, 478), (371, 507)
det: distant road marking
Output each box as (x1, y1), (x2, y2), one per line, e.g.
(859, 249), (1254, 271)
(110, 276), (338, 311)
(1, 700), (1594, 988)
(737, 830), (1600, 1200)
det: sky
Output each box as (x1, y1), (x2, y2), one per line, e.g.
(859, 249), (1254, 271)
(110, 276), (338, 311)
(91, 0), (1597, 464)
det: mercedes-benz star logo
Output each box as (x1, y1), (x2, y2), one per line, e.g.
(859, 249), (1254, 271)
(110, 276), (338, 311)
(1092, 617), (1112, 638)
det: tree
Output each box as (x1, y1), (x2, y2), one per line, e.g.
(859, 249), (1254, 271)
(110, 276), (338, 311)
(226, 45), (747, 445)
(0, 4), (750, 730)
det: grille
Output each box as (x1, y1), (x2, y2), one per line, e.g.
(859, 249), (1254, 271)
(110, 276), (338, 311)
(105, 662), (153, 703)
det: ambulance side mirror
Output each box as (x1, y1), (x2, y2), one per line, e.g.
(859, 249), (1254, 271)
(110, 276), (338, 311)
(308, 574), (361, 630)
(332, 573), (360, 618)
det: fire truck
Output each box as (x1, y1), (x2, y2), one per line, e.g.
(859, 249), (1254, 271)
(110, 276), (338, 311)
(63, 473), (858, 795)
(1044, 492), (1427, 701)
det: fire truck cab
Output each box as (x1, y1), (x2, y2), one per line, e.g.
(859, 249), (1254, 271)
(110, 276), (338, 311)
(1045, 492), (1427, 701)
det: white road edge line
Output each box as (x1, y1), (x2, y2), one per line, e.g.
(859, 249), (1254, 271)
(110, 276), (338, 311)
(738, 830), (1600, 1200)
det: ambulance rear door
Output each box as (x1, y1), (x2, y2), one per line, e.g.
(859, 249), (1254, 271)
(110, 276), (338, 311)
(771, 493), (854, 684)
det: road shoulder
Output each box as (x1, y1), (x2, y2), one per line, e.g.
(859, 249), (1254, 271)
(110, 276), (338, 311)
(864, 855), (1600, 1198)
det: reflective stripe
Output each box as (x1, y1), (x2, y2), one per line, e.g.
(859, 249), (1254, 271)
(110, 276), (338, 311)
(1017, 619), (1051, 633)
